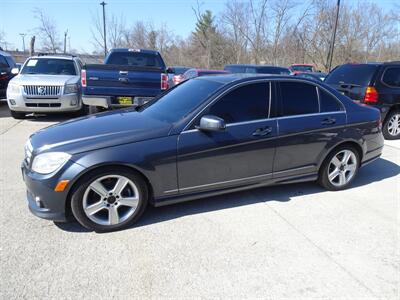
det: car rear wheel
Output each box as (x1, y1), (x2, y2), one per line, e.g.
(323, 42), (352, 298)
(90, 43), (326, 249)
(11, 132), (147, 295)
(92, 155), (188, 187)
(383, 110), (400, 140)
(318, 145), (360, 191)
(10, 110), (27, 119)
(71, 168), (148, 232)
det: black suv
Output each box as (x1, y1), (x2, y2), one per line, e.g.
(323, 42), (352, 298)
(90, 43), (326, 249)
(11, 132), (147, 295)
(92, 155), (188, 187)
(325, 62), (400, 139)
(0, 50), (18, 99)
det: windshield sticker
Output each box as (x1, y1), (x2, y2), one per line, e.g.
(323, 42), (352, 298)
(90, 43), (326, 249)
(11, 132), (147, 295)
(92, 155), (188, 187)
(27, 59), (38, 67)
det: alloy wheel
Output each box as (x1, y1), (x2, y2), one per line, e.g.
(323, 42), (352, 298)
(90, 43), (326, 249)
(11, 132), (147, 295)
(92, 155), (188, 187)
(82, 175), (139, 226)
(387, 113), (400, 137)
(327, 150), (357, 187)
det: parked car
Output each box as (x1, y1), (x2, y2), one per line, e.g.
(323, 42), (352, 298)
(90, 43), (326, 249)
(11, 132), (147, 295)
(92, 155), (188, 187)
(6, 54), (85, 119)
(22, 75), (383, 231)
(0, 50), (18, 99)
(294, 72), (327, 82)
(289, 64), (316, 74)
(224, 64), (290, 75)
(167, 66), (191, 87)
(82, 48), (169, 110)
(182, 68), (229, 81)
(325, 62), (400, 139)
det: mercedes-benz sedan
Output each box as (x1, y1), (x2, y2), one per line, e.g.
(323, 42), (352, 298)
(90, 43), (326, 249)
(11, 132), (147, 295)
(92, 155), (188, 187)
(22, 75), (384, 231)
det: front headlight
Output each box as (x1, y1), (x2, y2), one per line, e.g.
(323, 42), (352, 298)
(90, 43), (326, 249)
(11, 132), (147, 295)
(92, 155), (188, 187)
(7, 83), (20, 94)
(64, 84), (78, 94)
(31, 152), (71, 174)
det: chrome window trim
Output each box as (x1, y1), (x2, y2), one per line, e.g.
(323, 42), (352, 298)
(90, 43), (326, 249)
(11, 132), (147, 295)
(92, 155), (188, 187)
(181, 111), (346, 134)
(268, 81), (272, 118)
(316, 85), (321, 112)
(182, 78), (347, 133)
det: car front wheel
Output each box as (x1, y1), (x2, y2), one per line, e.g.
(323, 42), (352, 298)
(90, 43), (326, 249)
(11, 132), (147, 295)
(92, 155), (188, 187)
(71, 168), (148, 232)
(318, 145), (360, 191)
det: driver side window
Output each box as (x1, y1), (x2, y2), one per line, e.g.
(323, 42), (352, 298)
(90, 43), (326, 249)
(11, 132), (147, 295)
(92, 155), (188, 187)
(205, 82), (270, 124)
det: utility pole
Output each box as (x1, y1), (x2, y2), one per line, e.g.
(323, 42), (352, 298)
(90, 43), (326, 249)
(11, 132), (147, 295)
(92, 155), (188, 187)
(100, 1), (107, 57)
(19, 33), (26, 53)
(64, 30), (68, 54)
(326, 0), (340, 72)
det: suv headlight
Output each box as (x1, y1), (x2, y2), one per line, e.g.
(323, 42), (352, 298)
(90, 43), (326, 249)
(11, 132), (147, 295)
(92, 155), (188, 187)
(31, 152), (71, 174)
(64, 84), (78, 94)
(7, 83), (20, 94)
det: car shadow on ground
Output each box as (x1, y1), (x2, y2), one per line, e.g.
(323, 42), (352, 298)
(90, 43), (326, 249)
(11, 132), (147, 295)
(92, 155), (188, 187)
(54, 157), (399, 233)
(0, 102), (80, 122)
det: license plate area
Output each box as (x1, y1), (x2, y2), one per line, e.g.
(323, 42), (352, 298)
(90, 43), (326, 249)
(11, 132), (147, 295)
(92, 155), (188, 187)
(117, 96), (133, 105)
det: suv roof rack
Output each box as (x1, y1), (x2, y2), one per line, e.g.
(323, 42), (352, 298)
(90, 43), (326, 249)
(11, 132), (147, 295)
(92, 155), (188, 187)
(37, 52), (76, 57)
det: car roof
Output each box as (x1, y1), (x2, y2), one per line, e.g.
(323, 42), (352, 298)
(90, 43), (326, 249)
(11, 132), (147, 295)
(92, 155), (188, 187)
(225, 64), (285, 68)
(110, 48), (160, 55)
(29, 55), (75, 60)
(196, 73), (316, 84)
(291, 64), (314, 67)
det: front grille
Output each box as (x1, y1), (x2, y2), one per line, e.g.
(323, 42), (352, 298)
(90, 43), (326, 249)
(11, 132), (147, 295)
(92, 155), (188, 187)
(25, 140), (33, 166)
(25, 103), (61, 107)
(23, 85), (61, 96)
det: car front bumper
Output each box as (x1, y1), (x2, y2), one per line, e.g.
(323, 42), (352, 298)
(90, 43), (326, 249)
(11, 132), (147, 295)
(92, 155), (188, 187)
(7, 90), (82, 113)
(22, 160), (86, 222)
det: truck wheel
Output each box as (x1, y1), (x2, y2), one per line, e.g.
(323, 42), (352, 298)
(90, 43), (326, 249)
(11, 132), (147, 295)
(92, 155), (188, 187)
(383, 110), (400, 140)
(10, 110), (27, 119)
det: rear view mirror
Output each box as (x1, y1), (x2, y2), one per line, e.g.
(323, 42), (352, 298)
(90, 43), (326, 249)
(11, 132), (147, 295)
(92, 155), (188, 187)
(197, 115), (226, 132)
(11, 68), (19, 75)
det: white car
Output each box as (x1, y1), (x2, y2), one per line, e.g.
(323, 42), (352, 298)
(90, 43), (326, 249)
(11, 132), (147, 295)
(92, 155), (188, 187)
(6, 54), (85, 119)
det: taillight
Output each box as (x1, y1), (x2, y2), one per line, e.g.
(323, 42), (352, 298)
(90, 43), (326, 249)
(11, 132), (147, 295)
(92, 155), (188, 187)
(81, 69), (87, 87)
(173, 75), (182, 85)
(161, 73), (169, 90)
(363, 86), (378, 104)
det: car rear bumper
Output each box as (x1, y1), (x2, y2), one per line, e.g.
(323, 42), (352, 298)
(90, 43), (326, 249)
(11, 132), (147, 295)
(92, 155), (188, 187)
(83, 95), (154, 108)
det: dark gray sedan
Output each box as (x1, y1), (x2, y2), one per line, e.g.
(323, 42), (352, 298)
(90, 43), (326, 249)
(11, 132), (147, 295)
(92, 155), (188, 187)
(22, 75), (384, 231)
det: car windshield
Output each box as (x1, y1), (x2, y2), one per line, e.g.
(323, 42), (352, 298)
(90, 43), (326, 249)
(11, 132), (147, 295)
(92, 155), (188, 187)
(291, 65), (313, 72)
(106, 51), (164, 68)
(21, 58), (77, 75)
(138, 79), (223, 123)
(325, 64), (379, 87)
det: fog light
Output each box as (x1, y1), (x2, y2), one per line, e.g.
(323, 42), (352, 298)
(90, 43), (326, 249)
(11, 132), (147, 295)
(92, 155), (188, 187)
(34, 196), (44, 208)
(70, 98), (77, 106)
(9, 99), (16, 105)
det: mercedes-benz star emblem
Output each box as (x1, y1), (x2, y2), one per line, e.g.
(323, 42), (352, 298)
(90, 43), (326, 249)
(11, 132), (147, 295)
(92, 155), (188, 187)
(38, 87), (45, 95)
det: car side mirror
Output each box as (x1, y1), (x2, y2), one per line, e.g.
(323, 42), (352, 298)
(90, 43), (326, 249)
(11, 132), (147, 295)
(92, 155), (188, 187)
(166, 67), (174, 74)
(196, 115), (226, 132)
(11, 67), (19, 75)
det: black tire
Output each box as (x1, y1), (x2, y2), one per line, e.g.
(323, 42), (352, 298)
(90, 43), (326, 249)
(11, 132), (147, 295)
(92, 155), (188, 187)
(70, 167), (148, 232)
(382, 110), (400, 140)
(88, 106), (101, 114)
(318, 145), (360, 191)
(10, 110), (26, 119)
(74, 104), (89, 117)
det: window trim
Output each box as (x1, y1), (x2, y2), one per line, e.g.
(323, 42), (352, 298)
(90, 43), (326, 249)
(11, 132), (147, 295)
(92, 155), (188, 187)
(183, 79), (273, 131)
(381, 66), (400, 88)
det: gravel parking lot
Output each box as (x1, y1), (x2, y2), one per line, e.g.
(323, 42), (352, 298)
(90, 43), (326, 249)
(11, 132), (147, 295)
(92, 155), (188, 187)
(0, 102), (399, 299)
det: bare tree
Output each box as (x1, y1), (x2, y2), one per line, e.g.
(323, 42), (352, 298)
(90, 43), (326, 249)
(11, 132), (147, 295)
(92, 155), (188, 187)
(34, 8), (61, 52)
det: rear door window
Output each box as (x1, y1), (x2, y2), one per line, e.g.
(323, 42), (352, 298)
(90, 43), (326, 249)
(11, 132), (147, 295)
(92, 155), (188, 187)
(382, 67), (400, 87)
(325, 64), (378, 87)
(319, 88), (343, 112)
(279, 82), (319, 116)
(207, 82), (270, 123)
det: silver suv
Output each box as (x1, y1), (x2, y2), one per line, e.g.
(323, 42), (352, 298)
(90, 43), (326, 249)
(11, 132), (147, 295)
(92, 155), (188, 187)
(6, 54), (84, 119)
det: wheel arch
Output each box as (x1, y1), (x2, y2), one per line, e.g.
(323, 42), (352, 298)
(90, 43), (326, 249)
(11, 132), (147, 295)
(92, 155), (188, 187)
(64, 163), (154, 220)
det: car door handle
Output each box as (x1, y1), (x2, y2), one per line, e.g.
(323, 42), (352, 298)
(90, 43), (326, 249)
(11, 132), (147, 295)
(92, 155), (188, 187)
(118, 77), (129, 83)
(119, 70), (128, 75)
(252, 126), (272, 137)
(321, 117), (336, 125)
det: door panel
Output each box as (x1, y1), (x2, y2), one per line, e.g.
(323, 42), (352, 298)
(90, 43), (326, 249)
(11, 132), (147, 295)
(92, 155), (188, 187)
(177, 119), (277, 193)
(274, 112), (346, 178)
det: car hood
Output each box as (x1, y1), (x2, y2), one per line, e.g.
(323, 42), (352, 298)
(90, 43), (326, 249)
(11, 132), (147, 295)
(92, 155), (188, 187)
(11, 74), (79, 85)
(30, 109), (172, 155)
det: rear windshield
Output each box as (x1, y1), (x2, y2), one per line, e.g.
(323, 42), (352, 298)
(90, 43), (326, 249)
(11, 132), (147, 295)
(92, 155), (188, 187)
(256, 67), (290, 75)
(325, 64), (378, 86)
(21, 58), (77, 75)
(106, 51), (164, 68)
(138, 79), (223, 123)
(291, 65), (313, 72)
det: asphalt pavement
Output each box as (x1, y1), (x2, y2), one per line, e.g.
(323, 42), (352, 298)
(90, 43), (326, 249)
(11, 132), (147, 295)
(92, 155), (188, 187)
(0, 102), (399, 299)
